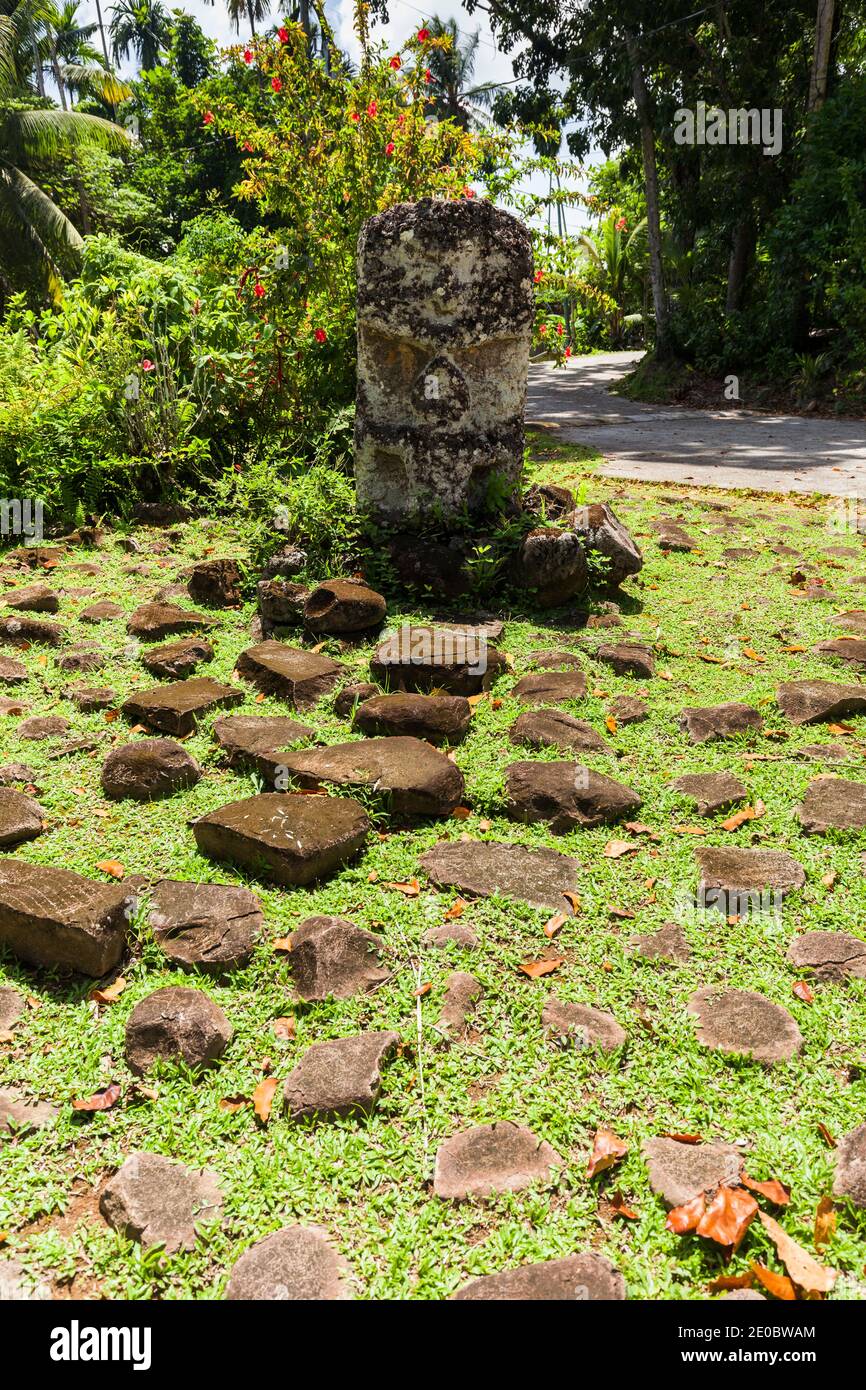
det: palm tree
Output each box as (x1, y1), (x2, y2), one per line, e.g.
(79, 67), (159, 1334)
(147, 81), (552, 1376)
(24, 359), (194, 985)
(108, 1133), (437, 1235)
(0, 0), (129, 297)
(109, 0), (170, 70)
(200, 0), (270, 40)
(423, 16), (501, 130)
(577, 214), (648, 344)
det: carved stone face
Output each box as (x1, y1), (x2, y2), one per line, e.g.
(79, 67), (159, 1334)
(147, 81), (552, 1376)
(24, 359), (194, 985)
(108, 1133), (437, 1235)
(355, 198), (534, 519)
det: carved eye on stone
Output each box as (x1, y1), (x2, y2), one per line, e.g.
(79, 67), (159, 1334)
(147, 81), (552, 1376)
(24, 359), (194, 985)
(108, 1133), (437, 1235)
(410, 355), (470, 421)
(359, 324), (430, 390)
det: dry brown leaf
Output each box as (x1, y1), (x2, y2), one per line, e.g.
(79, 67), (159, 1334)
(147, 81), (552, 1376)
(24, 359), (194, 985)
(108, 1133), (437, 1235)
(758, 1211), (837, 1294)
(89, 976), (127, 1005)
(721, 801), (765, 832)
(672, 824), (708, 836)
(478, 819), (491, 832)
(624, 822), (661, 840)
(666, 1193), (707, 1234)
(707, 1272), (755, 1293)
(451, 806), (471, 820)
(608, 905), (636, 919)
(660, 1131), (703, 1144)
(587, 1128), (628, 1180)
(610, 1190), (638, 1219)
(219, 1095), (248, 1113)
(814, 1196), (836, 1250)
(792, 979), (814, 1003)
(751, 1262), (797, 1301)
(519, 956), (563, 979)
(604, 838), (637, 859)
(696, 1185), (758, 1250)
(413, 982), (432, 997)
(544, 912), (566, 939)
(605, 715), (618, 733)
(444, 898), (466, 920)
(252, 1076), (278, 1124)
(103, 709), (119, 722)
(817, 1122), (836, 1149)
(71, 1081), (121, 1112)
(827, 722), (855, 735)
(781, 644), (807, 654)
(271, 936), (293, 953)
(385, 878), (420, 897)
(741, 1173), (791, 1206)
(742, 648), (766, 662)
(272, 1017), (296, 1041)
(821, 870), (838, 890)
(562, 891), (581, 914)
(95, 859), (124, 879)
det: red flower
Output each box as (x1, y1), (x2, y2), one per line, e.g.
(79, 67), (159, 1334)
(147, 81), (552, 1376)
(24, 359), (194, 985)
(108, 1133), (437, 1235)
(539, 324), (547, 336)
(313, 327), (327, 343)
(203, 111), (214, 124)
(564, 345), (572, 358)
(140, 358), (155, 371)
(462, 185), (476, 198)
(271, 76), (282, 92)
(385, 141), (395, 156)
(556, 322), (564, 336)
(534, 269), (544, 283)
(389, 54), (401, 69)
(350, 111), (360, 123)
(243, 48), (253, 64)
(253, 282), (265, 299)
(423, 68), (431, 83)
(243, 140), (253, 152)
(367, 100), (378, 117)
(417, 27), (430, 41)
(396, 113), (406, 126)
(278, 26), (289, 42)
(615, 216), (627, 231)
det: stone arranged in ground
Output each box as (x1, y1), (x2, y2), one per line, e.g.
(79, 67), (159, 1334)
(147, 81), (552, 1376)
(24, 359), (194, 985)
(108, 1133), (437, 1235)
(432, 1122), (565, 1200)
(451, 1252), (625, 1301)
(283, 1031), (399, 1121)
(420, 839), (580, 911)
(212, 713), (313, 765)
(226, 1226), (353, 1300)
(0, 788), (44, 845)
(798, 776), (866, 832)
(101, 739), (201, 800)
(141, 638), (214, 679)
(0, 859), (132, 976)
(687, 987), (803, 1064)
(596, 642), (655, 678)
(271, 737), (465, 817)
(541, 997), (627, 1051)
(509, 708), (611, 755)
(236, 640), (342, 707)
(370, 625), (507, 695)
(125, 986), (232, 1074)
(303, 578), (386, 634)
(436, 971), (483, 1039)
(353, 692), (472, 744)
(511, 670), (588, 705)
(100, 1153), (224, 1252)
(630, 922), (691, 964)
(1, 1087), (59, 1135)
(143, 879), (264, 974)
(127, 602), (215, 641)
(669, 771), (748, 815)
(786, 931), (866, 981)
(193, 792), (369, 886)
(696, 845), (806, 909)
(122, 677), (244, 736)
(776, 679), (866, 725)
(642, 1137), (742, 1207)
(833, 1124), (866, 1207)
(505, 760), (641, 832)
(678, 702), (762, 742)
(287, 915), (389, 1001)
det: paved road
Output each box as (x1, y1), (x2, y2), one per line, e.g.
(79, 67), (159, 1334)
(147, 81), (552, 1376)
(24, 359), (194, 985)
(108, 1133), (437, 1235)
(526, 352), (866, 496)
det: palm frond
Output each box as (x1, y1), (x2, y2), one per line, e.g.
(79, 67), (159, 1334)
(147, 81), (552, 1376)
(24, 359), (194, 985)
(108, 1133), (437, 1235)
(4, 106), (130, 161)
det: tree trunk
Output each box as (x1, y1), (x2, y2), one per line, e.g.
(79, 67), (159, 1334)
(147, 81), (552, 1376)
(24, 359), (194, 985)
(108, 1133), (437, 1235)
(625, 33), (672, 360)
(31, 40), (46, 98)
(808, 0), (835, 112)
(94, 0), (111, 69)
(725, 219), (753, 314)
(246, 2), (257, 38)
(49, 38), (68, 111)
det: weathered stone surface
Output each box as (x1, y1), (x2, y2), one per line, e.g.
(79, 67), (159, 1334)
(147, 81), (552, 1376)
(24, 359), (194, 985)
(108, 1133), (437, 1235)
(798, 776), (866, 832)
(786, 931), (866, 981)
(436, 971), (483, 1039)
(257, 578), (309, 628)
(513, 526), (588, 607)
(570, 502), (642, 588)
(334, 682), (381, 718)
(79, 600), (123, 623)
(122, 676), (243, 736)
(127, 601), (215, 641)
(0, 788), (43, 846)
(524, 482), (575, 521)
(17, 715), (69, 740)
(670, 771), (748, 815)
(0, 1259), (52, 1300)
(283, 1030), (399, 1121)
(541, 998), (627, 1052)
(631, 922), (691, 964)
(596, 642), (655, 679)
(512, 670), (587, 705)
(261, 544), (308, 579)
(188, 558), (243, 607)
(452, 1253), (625, 1302)
(370, 625), (506, 696)
(834, 610), (866, 636)
(141, 637), (214, 679)
(304, 579), (386, 634)
(144, 880), (264, 975)
(236, 641), (342, 708)
(719, 1289), (767, 1301)
(526, 648), (582, 670)
(687, 987), (803, 1063)
(353, 692), (471, 744)
(0, 655), (27, 684)
(777, 679), (866, 726)
(226, 1226), (353, 1301)
(433, 1121), (565, 1200)
(509, 708), (610, 756)
(816, 637), (866, 667)
(505, 760), (641, 833)
(4, 583), (59, 613)
(0, 614), (63, 646)
(100, 1152), (223, 1252)
(275, 737), (464, 817)
(56, 644), (107, 673)
(355, 198), (533, 519)
(655, 521), (697, 551)
(288, 916), (388, 1001)
(679, 703), (762, 743)
(0, 695), (25, 717)
(0, 859), (131, 976)
(643, 1137), (742, 1208)
(131, 502), (190, 526)
(0, 985), (25, 1030)
(387, 536), (473, 599)
(194, 792), (369, 886)
(696, 846), (806, 912)
(213, 713), (312, 766)
(101, 738), (201, 800)
(420, 839), (580, 911)
(799, 742), (853, 763)
(833, 1123), (866, 1207)
(0, 763), (37, 788)
(422, 920), (479, 950)
(609, 694), (648, 725)
(0, 1087), (59, 1135)
(66, 685), (115, 711)
(125, 985), (232, 1075)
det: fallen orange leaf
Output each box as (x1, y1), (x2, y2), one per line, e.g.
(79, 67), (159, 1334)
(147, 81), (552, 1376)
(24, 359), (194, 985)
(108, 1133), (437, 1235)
(272, 1017), (296, 1040)
(696, 1186), (758, 1250)
(792, 981), (815, 1003)
(444, 898), (466, 920)
(587, 1127), (628, 1180)
(89, 976), (127, 1005)
(519, 957), (563, 979)
(385, 878), (420, 897)
(751, 1262), (797, 1301)
(604, 839), (637, 858)
(667, 1193), (707, 1234)
(758, 1211), (836, 1294)
(544, 912), (566, 939)
(741, 1173), (791, 1206)
(252, 1076), (278, 1123)
(95, 860), (124, 879)
(71, 1081), (121, 1112)
(814, 1196), (836, 1250)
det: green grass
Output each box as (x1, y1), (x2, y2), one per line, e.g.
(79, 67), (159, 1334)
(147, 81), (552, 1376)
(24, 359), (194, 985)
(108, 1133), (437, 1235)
(3, 470), (866, 1301)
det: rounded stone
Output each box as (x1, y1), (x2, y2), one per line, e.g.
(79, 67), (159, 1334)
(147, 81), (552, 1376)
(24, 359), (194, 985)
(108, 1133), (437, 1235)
(452, 1252), (625, 1301)
(303, 579), (386, 634)
(642, 1137), (743, 1208)
(833, 1123), (866, 1207)
(101, 739), (202, 800)
(100, 1152), (223, 1252)
(513, 527), (589, 608)
(225, 1226), (353, 1301)
(786, 930), (866, 981)
(433, 1121), (565, 1200)
(687, 987), (803, 1064)
(542, 997), (627, 1052)
(124, 986), (232, 1075)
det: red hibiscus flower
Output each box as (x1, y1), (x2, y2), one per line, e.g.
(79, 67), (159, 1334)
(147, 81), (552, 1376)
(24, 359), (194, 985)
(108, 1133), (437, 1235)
(253, 282), (265, 299)
(350, 111), (360, 123)
(423, 68), (431, 83)
(417, 27), (430, 41)
(367, 100), (378, 117)
(313, 327), (327, 343)
(243, 48), (252, 63)
(534, 269), (544, 283)
(271, 76), (282, 92)
(615, 216), (627, 231)
(243, 140), (253, 152)
(539, 324), (547, 336)
(385, 141), (395, 156)
(389, 55), (401, 69)
(564, 345), (572, 358)
(278, 26), (289, 42)
(203, 111), (214, 124)
(556, 322), (564, 335)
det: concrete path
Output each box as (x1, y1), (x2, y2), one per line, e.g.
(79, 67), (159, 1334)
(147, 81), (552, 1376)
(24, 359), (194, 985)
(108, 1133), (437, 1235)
(526, 352), (866, 497)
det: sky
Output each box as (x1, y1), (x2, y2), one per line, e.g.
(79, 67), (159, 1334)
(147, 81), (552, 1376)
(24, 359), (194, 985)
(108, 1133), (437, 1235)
(69, 0), (595, 233)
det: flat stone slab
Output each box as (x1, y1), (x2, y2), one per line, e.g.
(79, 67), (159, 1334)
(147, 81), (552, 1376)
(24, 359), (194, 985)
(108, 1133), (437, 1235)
(187, 557), (243, 607)
(433, 1121), (565, 1200)
(509, 709), (611, 756)
(304, 579), (386, 634)
(353, 692), (472, 744)
(101, 738), (201, 800)
(283, 1031), (399, 1121)
(833, 610), (866, 635)
(236, 641), (343, 708)
(0, 985), (25, 1030)
(0, 1087), (59, 1135)
(800, 743), (854, 763)
(56, 644), (107, 673)
(670, 771), (748, 815)
(17, 715), (69, 740)
(786, 930), (866, 981)
(541, 997), (627, 1052)
(194, 792), (369, 886)
(526, 648), (583, 669)
(122, 677), (244, 736)
(213, 713), (313, 765)
(452, 1253), (625, 1301)
(798, 776), (866, 832)
(511, 671), (587, 705)
(333, 683), (381, 719)
(596, 642), (655, 678)
(505, 761), (641, 832)
(777, 679), (866, 726)
(127, 601), (215, 641)
(643, 1137), (743, 1208)
(67, 685), (115, 711)
(0, 859), (132, 976)
(678, 703), (762, 743)
(100, 1152), (224, 1252)
(696, 846), (806, 912)
(274, 737), (464, 818)
(141, 638), (214, 679)
(4, 584), (59, 613)
(631, 922), (691, 964)
(125, 985), (232, 1075)
(0, 656), (27, 684)
(609, 694), (648, 724)
(816, 637), (866, 667)
(436, 971), (483, 1039)
(288, 915), (388, 1001)
(420, 840), (580, 911)
(0, 788), (44, 846)
(687, 987), (803, 1064)
(370, 625), (507, 696)
(833, 1123), (866, 1207)
(226, 1225), (353, 1300)
(422, 921), (479, 950)
(144, 880), (265, 975)
(80, 600), (123, 623)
